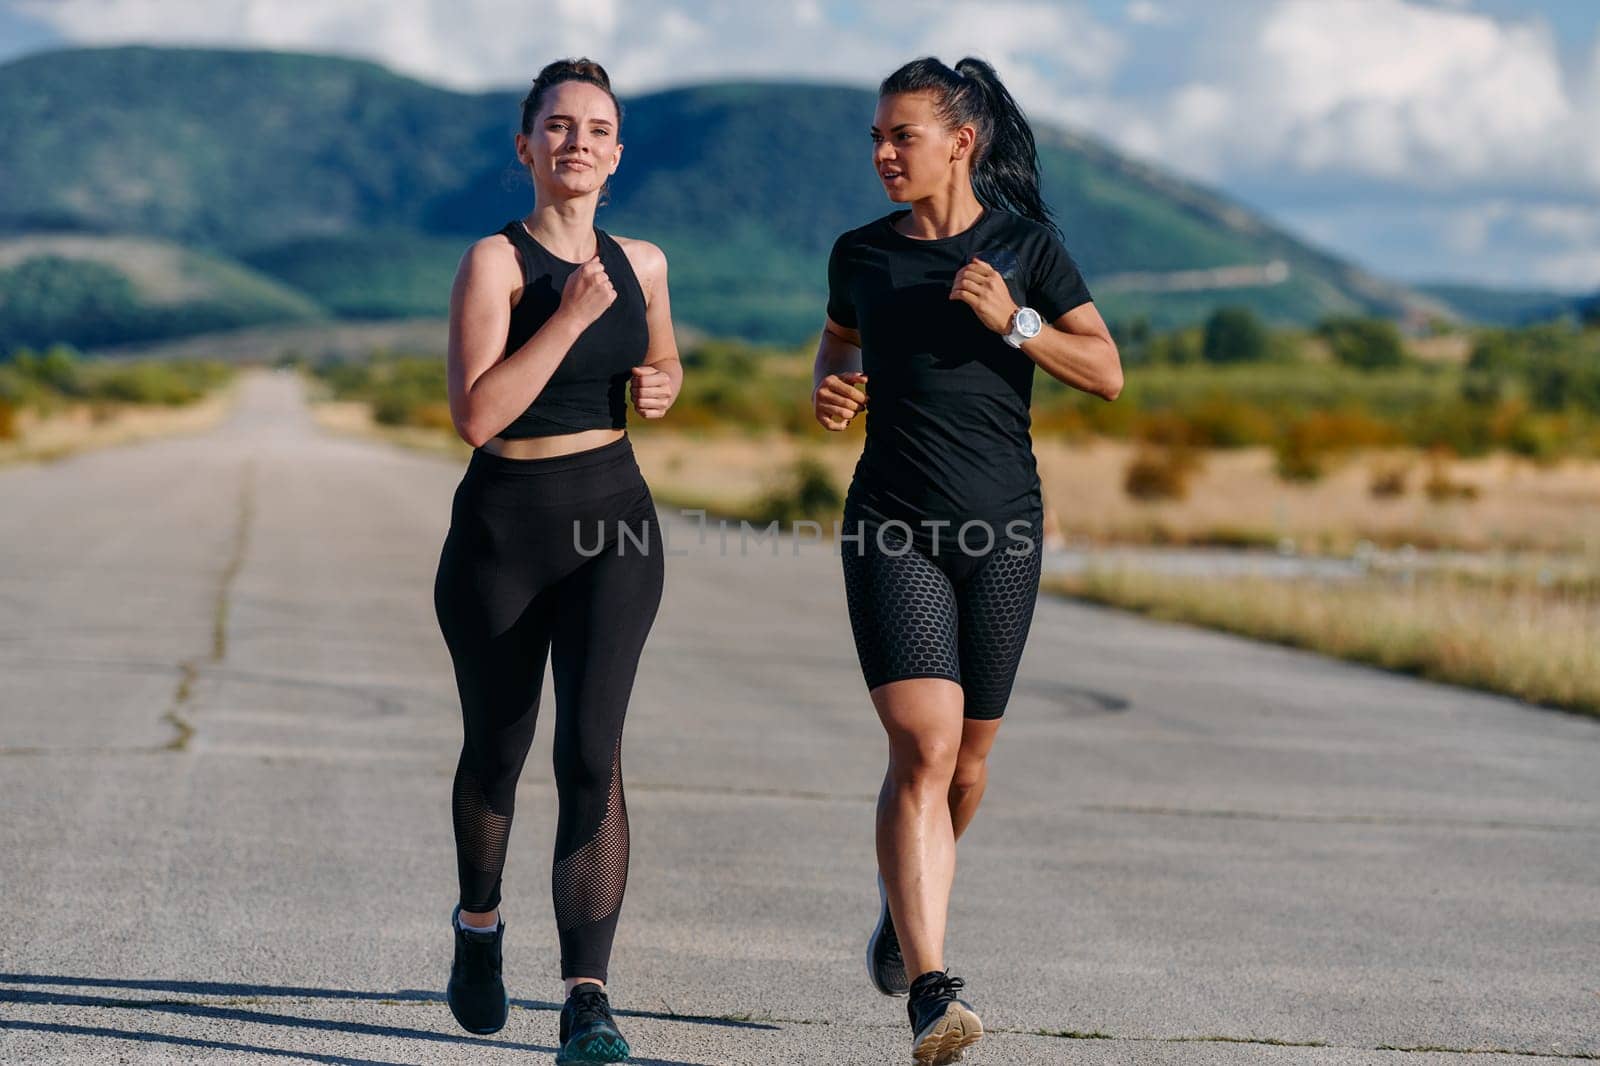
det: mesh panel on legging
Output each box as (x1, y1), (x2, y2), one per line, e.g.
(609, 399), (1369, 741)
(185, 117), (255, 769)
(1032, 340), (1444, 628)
(451, 764), (513, 910)
(553, 737), (629, 933)
(434, 438), (662, 976)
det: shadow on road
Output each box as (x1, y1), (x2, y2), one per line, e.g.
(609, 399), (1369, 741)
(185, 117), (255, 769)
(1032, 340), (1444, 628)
(0, 1020), (410, 1066)
(0, 973), (741, 1065)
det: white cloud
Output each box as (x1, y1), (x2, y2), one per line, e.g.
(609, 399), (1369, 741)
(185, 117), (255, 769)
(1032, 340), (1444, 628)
(912, 1), (1125, 86)
(1125, 1), (1175, 27)
(1281, 196), (1600, 290)
(1527, 250), (1600, 288)
(1076, 0), (1596, 193)
(9, 0), (1599, 290)
(9, 0), (1130, 98)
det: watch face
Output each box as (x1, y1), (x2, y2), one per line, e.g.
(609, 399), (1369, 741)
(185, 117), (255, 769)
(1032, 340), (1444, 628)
(1016, 306), (1043, 335)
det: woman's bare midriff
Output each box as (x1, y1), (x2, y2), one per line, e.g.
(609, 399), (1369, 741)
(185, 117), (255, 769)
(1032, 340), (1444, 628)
(482, 427), (625, 459)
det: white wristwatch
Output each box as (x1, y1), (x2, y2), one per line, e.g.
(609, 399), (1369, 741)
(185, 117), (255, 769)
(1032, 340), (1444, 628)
(1003, 306), (1043, 348)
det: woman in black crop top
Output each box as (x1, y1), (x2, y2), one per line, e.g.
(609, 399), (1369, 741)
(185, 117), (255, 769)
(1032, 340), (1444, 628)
(431, 57), (680, 1062)
(813, 57), (1122, 1064)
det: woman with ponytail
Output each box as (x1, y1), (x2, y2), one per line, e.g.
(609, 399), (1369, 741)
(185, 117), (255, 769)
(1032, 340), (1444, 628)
(814, 56), (1121, 1064)
(433, 57), (681, 1064)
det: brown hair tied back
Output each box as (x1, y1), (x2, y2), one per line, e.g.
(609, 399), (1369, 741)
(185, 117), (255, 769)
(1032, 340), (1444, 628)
(519, 57), (623, 135)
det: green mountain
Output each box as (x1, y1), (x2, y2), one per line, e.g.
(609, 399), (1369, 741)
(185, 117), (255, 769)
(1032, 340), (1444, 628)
(1, 44), (1452, 347)
(1415, 283), (1589, 327)
(0, 234), (323, 349)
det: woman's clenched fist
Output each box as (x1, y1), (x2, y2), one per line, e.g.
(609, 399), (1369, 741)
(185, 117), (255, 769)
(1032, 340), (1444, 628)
(814, 371), (868, 431)
(558, 254), (617, 330)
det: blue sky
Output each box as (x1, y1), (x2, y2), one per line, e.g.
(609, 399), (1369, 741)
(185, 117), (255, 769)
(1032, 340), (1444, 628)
(3, 0), (1597, 294)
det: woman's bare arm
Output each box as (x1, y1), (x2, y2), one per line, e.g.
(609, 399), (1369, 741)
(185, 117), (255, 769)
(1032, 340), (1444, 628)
(445, 236), (614, 447)
(1021, 301), (1123, 401)
(812, 317), (868, 431)
(949, 256), (1122, 401)
(617, 237), (682, 419)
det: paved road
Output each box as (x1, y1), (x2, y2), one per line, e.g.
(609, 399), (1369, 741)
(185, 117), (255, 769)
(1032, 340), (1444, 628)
(2, 370), (1597, 1065)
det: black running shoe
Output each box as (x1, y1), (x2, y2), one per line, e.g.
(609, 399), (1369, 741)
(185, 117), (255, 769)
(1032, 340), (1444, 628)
(867, 873), (909, 997)
(907, 970), (983, 1065)
(446, 905), (508, 1035)
(557, 982), (631, 1064)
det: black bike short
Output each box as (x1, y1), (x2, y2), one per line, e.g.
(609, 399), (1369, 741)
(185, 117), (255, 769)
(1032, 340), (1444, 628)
(839, 490), (1044, 720)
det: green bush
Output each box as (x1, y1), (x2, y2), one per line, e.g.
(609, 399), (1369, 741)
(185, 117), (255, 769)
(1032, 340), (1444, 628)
(312, 350), (449, 427)
(0, 348), (230, 412)
(1202, 306), (1267, 364)
(92, 361), (220, 405)
(1317, 316), (1406, 370)
(751, 454), (843, 524)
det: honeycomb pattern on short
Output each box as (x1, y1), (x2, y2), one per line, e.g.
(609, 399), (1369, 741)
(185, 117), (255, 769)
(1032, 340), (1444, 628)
(841, 513), (1044, 720)
(955, 518), (1044, 718)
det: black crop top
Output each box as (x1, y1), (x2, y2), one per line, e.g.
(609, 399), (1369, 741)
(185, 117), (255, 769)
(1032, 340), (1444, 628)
(493, 219), (650, 439)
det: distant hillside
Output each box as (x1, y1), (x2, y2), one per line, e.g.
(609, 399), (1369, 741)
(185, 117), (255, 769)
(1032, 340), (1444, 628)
(1, 45), (1451, 346)
(1416, 283), (1589, 327)
(0, 234), (323, 349)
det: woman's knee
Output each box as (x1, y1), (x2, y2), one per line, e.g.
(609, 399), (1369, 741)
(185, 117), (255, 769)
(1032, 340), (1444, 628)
(887, 734), (960, 790)
(949, 752), (988, 795)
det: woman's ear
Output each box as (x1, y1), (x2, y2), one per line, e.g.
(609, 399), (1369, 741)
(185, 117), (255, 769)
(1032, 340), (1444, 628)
(951, 123), (977, 163)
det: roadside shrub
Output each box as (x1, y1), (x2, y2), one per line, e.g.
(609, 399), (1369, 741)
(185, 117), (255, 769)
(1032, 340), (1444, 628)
(411, 402), (456, 433)
(94, 362), (204, 405)
(1317, 316), (1406, 370)
(1182, 394), (1278, 447)
(1124, 446), (1200, 500)
(1423, 448), (1479, 501)
(1275, 408), (1398, 483)
(1202, 306), (1267, 364)
(1274, 426), (1324, 481)
(1410, 399), (1496, 457)
(1030, 405), (1091, 438)
(1368, 461), (1409, 498)
(1133, 410), (1200, 448)
(752, 454), (843, 524)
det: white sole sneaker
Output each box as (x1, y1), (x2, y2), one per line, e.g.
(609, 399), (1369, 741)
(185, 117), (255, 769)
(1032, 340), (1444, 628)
(911, 999), (983, 1065)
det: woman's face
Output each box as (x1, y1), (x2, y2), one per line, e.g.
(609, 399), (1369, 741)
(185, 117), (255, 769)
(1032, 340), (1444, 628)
(517, 80), (623, 201)
(871, 91), (971, 203)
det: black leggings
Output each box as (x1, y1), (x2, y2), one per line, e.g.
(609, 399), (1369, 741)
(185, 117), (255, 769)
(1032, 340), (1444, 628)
(840, 493), (1043, 720)
(433, 435), (663, 982)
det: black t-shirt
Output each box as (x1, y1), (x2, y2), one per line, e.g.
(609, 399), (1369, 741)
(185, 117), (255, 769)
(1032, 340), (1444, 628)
(826, 206), (1092, 531)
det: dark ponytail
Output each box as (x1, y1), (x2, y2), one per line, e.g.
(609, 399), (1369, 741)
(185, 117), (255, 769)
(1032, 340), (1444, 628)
(879, 56), (1058, 237)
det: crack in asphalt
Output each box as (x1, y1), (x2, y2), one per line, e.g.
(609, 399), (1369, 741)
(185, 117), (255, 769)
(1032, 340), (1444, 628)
(160, 458), (256, 754)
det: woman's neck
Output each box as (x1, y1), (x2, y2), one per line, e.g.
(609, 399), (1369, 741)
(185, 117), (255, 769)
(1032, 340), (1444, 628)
(524, 197), (599, 261)
(898, 184), (985, 240)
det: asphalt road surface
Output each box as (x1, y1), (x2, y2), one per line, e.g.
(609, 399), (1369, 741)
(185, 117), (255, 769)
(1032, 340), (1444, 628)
(2, 370), (1596, 1064)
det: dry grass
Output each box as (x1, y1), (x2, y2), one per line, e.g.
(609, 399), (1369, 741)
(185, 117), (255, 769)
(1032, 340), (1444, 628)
(635, 430), (1600, 557)
(310, 392), (1600, 559)
(1044, 566), (1600, 718)
(310, 399), (472, 459)
(0, 385), (239, 466)
(1032, 438), (1600, 555)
